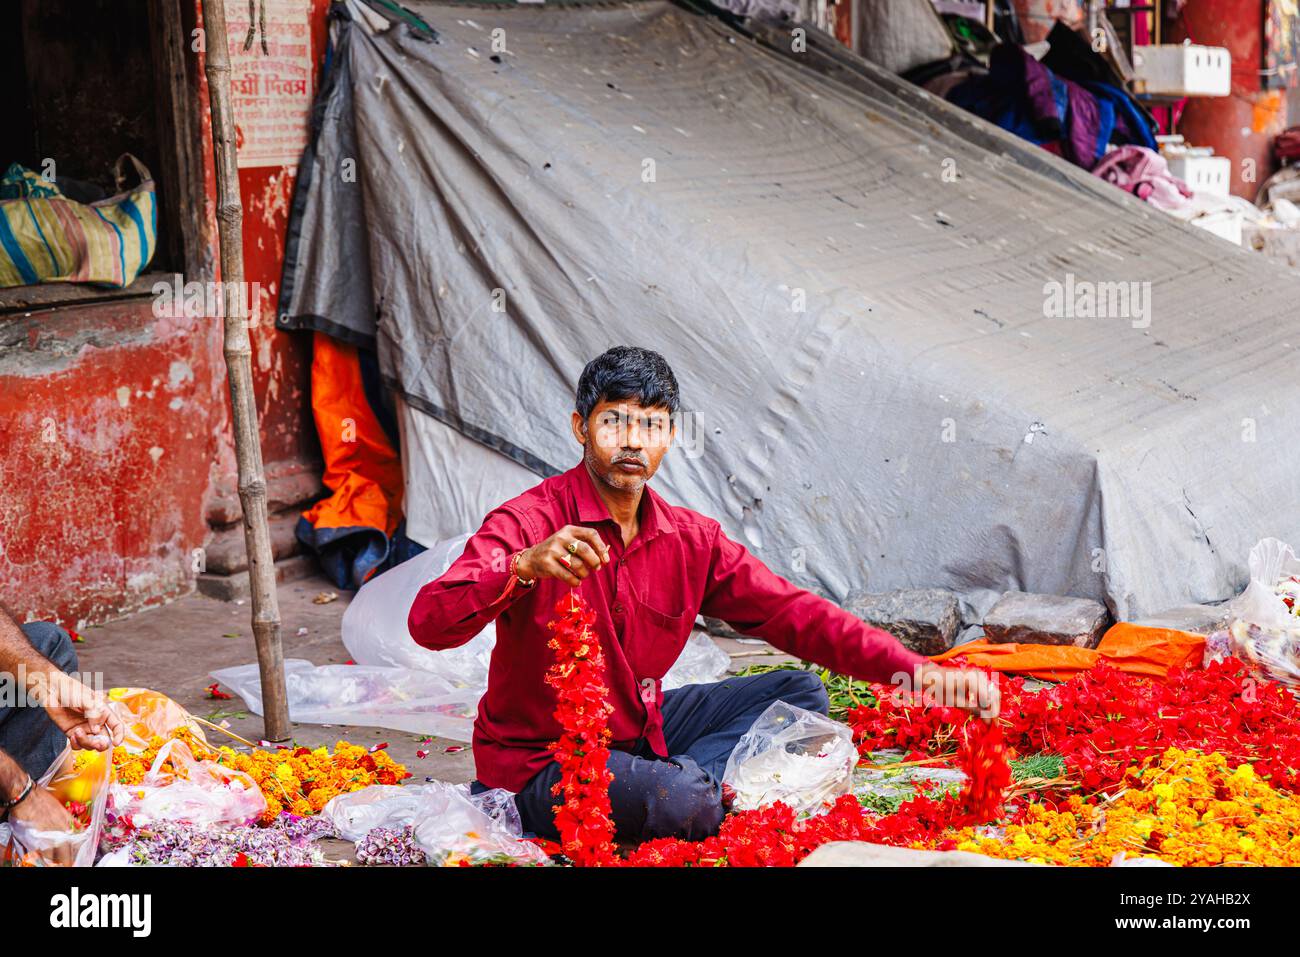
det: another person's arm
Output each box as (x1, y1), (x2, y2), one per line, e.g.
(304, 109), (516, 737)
(407, 508), (609, 651)
(699, 524), (998, 718)
(0, 746), (74, 862)
(0, 606), (123, 750)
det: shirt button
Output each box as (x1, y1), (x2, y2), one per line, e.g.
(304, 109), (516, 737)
(613, 603), (624, 614)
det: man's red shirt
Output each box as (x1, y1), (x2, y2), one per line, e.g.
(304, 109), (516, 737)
(407, 461), (926, 792)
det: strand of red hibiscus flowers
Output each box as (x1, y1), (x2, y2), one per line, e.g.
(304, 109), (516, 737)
(543, 589), (618, 866)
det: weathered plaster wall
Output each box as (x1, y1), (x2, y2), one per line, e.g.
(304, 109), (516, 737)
(0, 0), (331, 627)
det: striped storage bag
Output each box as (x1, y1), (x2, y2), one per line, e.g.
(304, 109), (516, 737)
(0, 154), (157, 289)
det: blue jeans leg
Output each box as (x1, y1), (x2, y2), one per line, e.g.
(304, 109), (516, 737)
(660, 670), (830, 781)
(0, 622), (79, 779)
(497, 669), (828, 845)
(507, 746), (725, 844)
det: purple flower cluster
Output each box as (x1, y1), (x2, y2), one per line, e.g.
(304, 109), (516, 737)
(355, 825), (426, 866)
(104, 813), (338, 867)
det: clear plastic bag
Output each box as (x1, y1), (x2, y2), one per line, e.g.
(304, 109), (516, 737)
(662, 630), (731, 690)
(722, 700), (858, 815)
(321, 781), (549, 866)
(852, 750), (966, 813)
(6, 744), (113, 866)
(210, 658), (481, 740)
(1223, 538), (1300, 687)
(106, 738), (265, 830)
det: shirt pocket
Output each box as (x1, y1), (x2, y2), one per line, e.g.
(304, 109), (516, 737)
(628, 601), (692, 679)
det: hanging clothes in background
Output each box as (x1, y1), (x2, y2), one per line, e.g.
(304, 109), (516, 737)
(296, 331), (413, 591)
(1037, 21), (1157, 153)
(947, 44), (1109, 169)
(944, 21), (1156, 173)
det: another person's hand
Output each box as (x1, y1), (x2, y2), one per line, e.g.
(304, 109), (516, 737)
(32, 671), (125, 752)
(514, 525), (611, 587)
(7, 786), (76, 865)
(916, 663), (1001, 721)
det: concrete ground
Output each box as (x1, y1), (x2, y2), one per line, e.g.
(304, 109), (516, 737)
(73, 570), (790, 859)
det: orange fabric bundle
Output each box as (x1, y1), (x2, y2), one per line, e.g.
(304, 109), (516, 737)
(930, 622), (1206, 682)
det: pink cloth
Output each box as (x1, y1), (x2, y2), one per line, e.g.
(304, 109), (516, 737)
(1092, 145), (1193, 212)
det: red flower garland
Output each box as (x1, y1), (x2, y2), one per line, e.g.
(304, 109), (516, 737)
(544, 591), (618, 866)
(957, 719), (1012, 823)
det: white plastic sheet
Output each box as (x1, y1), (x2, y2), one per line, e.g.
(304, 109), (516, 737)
(210, 658), (480, 739)
(343, 533), (494, 681)
(722, 701), (857, 815)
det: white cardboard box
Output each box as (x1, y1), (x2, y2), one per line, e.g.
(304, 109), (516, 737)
(1165, 154), (1231, 197)
(1132, 45), (1231, 97)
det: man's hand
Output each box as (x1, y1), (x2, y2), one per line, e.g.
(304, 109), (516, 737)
(7, 787), (76, 864)
(30, 671), (125, 752)
(917, 662), (1001, 721)
(515, 525), (611, 587)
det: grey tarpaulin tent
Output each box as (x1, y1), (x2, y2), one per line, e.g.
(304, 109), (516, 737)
(279, 0), (1300, 621)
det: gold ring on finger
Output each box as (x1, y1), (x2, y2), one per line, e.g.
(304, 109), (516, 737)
(566, 540), (580, 554)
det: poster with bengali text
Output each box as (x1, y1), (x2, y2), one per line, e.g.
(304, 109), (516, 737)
(224, 0), (314, 168)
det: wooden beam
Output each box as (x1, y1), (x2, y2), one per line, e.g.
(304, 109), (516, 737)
(199, 0), (290, 741)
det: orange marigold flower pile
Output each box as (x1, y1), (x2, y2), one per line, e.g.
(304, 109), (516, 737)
(113, 729), (410, 825)
(954, 747), (1300, 866)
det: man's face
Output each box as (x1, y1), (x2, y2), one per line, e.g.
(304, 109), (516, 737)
(573, 398), (676, 493)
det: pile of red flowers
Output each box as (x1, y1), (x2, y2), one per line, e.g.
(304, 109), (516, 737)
(622, 792), (971, 867)
(850, 657), (1300, 797)
(544, 591), (618, 866)
(542, 593), (1300, 866)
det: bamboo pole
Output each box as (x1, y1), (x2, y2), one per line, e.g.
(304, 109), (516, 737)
(200, 0), (291, 740)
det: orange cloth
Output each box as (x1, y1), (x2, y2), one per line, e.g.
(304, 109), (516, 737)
(930, 622), (1206, 682)
(301, 331), (403, 538)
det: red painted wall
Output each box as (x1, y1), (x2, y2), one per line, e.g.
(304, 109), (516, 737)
(0, 0), (330, 628)
(0, 301), (225, 626)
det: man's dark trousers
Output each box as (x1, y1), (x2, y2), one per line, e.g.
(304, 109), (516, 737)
(497, 669), (829, 843)
(0, 622), (78, 779)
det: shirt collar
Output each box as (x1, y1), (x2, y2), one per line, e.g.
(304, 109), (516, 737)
(567, 461), (677, 539)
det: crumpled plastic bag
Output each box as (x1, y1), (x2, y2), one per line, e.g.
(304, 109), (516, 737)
(722, 700), (857, 815)
(4, 743), (113, 866)
(109, 687), (208, 750)
(662, 630), (731, 690)
(320, 781), (549, 866)
(1217, 538), (1300, 687)
(106, 738), (264, 830)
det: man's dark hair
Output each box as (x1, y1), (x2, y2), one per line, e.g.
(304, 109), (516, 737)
(575, 346), (679, 419)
